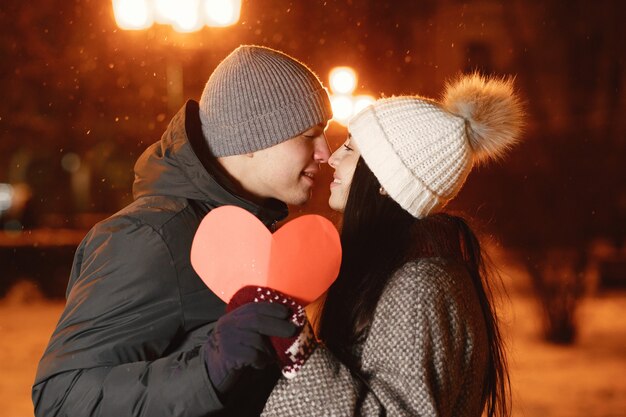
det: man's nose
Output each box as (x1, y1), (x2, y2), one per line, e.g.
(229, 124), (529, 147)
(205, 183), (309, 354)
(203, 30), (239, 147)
(313, 135), (331, 163)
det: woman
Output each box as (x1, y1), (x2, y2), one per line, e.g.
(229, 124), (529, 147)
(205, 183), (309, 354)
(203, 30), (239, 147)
(262, 73), (524, 417)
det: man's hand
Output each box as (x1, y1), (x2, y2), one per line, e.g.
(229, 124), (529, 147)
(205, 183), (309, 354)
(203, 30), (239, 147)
(228, 286), (318, 379)
(203, 302), (296, 394)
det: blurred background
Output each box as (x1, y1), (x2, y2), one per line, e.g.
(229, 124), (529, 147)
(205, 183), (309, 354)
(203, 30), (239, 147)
(0, 1), (624, 416)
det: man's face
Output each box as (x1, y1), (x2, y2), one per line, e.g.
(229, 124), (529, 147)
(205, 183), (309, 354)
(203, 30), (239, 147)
(247, 124), (330, 205)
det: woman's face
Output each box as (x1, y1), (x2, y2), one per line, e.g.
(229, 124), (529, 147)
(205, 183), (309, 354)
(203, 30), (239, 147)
(328, 134), (361, 212)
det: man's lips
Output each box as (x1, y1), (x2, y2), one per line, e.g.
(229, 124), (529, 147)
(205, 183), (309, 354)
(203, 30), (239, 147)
(301, 170), (317, 184)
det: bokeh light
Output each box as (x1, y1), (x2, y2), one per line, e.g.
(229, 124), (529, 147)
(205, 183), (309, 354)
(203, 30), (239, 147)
(112, 0), (153, 30)
(204, 0), (241, 27)
(153, 0), (177, 24)
(113, 0), (241, 31)
(330, 95), (354, 126)
(170, 0), (203, 33)
(61, 153), (82, 174)
(353, 95), (375, 115)
(329, 66), (358, 95)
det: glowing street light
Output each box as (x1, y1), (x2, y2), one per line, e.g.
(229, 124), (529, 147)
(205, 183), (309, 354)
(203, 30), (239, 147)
(329, 67), (357, 95)
(353, 95), (375, 114)
(113, 0), (241, 31)
(330, 95), (354, 126)
(328, 66), (374, 126)
(153, 0), (177, 24)
(204, 0), (242, 27)
(169, 0), (204, 33)
(112, 0), (153, 30)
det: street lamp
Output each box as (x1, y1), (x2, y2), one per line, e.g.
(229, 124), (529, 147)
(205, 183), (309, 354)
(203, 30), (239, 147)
(329, 95), (354, 126)
(328, 66), (374, 126)
(113, 0), (242, 111)
(167, 0), (204, 33)
(112, 0), (153, 30)
(329, 67), (358, 95)
(112, 0), (241, 31)
(204, 0), (242, 27)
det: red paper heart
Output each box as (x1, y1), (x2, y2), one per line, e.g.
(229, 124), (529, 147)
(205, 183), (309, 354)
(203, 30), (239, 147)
(190, 205), (341, 305)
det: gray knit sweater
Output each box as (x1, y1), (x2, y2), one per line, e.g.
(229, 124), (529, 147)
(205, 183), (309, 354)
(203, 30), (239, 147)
(262, 258), (489, 417)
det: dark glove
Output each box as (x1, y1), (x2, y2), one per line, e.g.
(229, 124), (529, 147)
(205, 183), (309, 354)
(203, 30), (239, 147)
(228, 286), (318, 379)
(203, 301), (296, 394)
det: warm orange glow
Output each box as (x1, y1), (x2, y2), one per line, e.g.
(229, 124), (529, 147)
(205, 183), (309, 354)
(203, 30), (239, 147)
(353, 94), (375, 115)
(330, 95), (354, 126)
(112, 0), (153, 30)
(113, 0), (241, 31)
(329, 66), (357, 95)
(169, 0), (203, 32)
(204, 0), (241, 27)
(153, 0), (177, 24)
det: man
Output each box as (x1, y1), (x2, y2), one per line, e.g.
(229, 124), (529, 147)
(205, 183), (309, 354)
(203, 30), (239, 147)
(33, 45), (333, 416)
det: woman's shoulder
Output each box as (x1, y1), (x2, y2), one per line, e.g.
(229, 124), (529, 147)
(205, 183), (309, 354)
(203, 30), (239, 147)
(361, 258), (480, 361)
(374, 257), (482, 327)
(385, 258), (470, 297)
(366, 258), (484, 349)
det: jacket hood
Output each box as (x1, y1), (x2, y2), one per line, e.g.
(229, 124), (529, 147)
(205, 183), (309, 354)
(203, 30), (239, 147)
(133, 100), (288, 224)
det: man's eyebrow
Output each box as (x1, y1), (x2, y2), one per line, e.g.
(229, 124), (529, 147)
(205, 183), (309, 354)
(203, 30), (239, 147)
(308, 124), (325, 133)
(301, 124), (326, 136)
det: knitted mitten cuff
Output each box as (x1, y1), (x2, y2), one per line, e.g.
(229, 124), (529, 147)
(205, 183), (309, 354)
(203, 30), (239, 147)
(227, 286), (317, 378)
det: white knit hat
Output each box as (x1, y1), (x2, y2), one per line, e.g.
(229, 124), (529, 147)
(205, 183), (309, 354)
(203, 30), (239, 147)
(349, 73), (524, 218)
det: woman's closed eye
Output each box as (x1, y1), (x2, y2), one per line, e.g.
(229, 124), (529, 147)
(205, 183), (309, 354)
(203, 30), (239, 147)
(342, 137), (354, 151)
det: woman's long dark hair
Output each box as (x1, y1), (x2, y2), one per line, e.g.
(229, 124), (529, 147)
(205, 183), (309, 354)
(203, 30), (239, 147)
(318, 157), (510, 417)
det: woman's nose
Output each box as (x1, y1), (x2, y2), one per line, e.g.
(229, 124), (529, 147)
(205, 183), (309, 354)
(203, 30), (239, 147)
(328, 148), (339, 168)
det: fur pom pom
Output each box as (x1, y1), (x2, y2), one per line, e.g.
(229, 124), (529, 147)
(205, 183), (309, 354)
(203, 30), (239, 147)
(442, 73), (524, 164)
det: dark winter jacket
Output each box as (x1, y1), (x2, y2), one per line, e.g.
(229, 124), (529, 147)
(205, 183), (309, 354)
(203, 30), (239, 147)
(32, 100), (289, 417)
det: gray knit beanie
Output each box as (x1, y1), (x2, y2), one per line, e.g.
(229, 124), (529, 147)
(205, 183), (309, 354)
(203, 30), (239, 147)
(199, 45), (333, 157)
